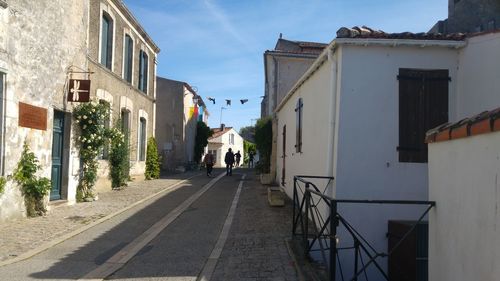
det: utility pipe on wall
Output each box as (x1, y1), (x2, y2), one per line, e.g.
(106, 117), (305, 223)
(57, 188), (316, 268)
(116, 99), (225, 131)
(326, 47), (338, 198)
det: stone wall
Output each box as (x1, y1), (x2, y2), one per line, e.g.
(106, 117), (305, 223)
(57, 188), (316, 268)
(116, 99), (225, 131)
(447, 0), (500, 33)
(88, 0), (158, 188)
(0, 0), (89, 221)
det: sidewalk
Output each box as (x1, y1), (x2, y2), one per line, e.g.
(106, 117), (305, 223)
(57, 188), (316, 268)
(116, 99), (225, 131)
(212, 169), (299, 281)
(0, 170), (200, 263)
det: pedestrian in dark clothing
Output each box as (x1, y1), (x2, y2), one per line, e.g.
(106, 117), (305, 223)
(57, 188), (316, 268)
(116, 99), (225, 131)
(203, 152), (214, 177)
(234, 150), (241, 167)
(224, 148), (235, 176)
(248, 152), (254, 168)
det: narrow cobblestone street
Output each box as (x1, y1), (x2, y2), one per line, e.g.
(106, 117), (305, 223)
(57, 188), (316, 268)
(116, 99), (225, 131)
(0, 169), (299, 280)
(0, 171), (200, 263)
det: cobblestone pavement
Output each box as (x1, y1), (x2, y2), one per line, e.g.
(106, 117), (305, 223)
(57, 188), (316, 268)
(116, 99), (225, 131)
(211, 170), (299, 281)
(0, 171), (200, 262)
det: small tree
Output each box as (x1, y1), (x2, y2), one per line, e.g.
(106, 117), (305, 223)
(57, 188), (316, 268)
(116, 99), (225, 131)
(254, 117), (272, 173)
(243, 140), (256, 164)
(194, 121), (213, 163)
(145, 137), (160, 180)
(108, 121), (129, 188)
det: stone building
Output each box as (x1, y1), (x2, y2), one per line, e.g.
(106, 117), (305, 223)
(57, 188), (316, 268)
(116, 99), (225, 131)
(0, 0), (88, 221)
(88, 0), (160, 190)
(155, 77), (209, 171)
(430, 0), (500, 33)
(0, 0), (159, 221)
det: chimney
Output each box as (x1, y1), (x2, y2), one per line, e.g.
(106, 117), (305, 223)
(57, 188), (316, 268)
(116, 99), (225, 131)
(220, 123), (225, 131)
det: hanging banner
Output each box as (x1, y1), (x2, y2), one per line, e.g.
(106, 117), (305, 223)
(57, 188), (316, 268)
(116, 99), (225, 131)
(67, 79), (91, 102)
(198, 106), (204, 122)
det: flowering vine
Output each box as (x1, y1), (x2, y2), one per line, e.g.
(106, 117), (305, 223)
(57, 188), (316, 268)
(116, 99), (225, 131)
(73, 101), (110, 201)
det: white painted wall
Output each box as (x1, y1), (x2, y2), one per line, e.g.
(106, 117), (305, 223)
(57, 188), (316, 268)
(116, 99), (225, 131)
(455, 33), (500, 119)
(428, 131), (500, 281)
(277, 42), (460, 280)
(276, 58), (334, 198)
(334, 45), (458, 279)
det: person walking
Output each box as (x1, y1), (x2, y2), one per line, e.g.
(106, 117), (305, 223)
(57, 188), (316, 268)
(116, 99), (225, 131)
(248, 152), (254, 168)
(224, 148), (235, 176)
(203, 151), (214, 177)
(234, 150), (241, 167)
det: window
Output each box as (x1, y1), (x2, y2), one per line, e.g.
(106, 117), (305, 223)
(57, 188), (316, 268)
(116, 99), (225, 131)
(229, 133), (234, 145)
(99, 100), (110, 159)
(209, 150), (218, 163)
(123, 34), (133, 83)
(295, 98), (303, 153)
(121, 109), (130, 138)
(138, 50), (148, 93)
(139, 117), (146, 161)
(100, 12), (113, 70)
(398, 69), (449, 163)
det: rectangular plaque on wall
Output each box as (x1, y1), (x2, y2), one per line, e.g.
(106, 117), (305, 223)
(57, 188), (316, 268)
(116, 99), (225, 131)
(19, 102), (47, 130)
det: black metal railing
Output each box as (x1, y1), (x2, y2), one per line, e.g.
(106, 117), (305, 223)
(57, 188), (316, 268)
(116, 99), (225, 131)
(292, 175), (435, 281)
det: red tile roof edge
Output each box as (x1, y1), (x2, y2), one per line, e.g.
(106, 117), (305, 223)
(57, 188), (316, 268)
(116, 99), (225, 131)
(426, 107), (500, 144)
(209, 127), (233, 139)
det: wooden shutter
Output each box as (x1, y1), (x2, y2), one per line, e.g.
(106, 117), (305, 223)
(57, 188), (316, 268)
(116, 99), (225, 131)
(398, 69), (449, 163)
(295, 98), (303, 153)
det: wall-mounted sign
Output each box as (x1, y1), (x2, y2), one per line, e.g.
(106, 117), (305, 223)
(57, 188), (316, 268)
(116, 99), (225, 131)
(19, 102), (47, 130)
(67, 79), (91, 102)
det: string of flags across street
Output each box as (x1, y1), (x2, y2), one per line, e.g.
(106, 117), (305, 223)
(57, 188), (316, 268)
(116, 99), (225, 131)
(206, 97), (251, 106)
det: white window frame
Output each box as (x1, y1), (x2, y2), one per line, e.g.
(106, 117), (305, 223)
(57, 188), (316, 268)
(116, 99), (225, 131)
(122, 30), (135, 85)
(98, 3), (116, 72)
(137, 109), (148, 162)
(138, 45), (149, 95)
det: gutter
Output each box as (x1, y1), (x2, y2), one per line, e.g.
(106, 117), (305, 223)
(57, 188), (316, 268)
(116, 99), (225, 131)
(325, 48), (338, 196)
(274, 37), (466, 113)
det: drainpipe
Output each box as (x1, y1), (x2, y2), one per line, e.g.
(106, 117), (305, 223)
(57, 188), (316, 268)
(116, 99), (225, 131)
(325, 47), (338, 197)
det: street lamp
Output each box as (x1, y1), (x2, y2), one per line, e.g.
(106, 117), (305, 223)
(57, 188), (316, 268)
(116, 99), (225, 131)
(219, 106), (227, 127)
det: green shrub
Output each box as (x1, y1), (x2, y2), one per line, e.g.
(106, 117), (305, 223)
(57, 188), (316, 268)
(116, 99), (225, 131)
(0, 177), (6, 195)
(194, 121), (213, 163)
(254, 117), (272, 173)
(108, 122), (129, 188)
(145, 137), (160, 180)
(13, 142), (52, 217)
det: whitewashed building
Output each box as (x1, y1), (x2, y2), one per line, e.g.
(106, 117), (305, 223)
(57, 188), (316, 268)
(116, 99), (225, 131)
(426, 30), (500, 281)
(275, 26), (478, 280)
(207, 126), (244, 168)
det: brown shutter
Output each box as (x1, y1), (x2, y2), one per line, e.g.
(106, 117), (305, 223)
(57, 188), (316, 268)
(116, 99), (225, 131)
(398, 69), (449, 163)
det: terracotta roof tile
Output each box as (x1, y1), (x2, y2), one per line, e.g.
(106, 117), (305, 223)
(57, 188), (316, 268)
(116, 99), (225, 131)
(209, 127), (233, 140)
(426, 107), (500, 143)
(337, 26), (466, 41)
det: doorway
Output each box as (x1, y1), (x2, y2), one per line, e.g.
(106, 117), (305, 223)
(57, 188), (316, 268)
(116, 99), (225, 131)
(281, 125), (286, 186)
(50, 110), (65, 200)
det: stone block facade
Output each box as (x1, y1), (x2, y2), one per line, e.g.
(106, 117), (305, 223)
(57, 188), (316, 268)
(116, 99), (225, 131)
(0, 0), (159, 221)
(430, 0), (500, 33)
(0, 0), (88, 221)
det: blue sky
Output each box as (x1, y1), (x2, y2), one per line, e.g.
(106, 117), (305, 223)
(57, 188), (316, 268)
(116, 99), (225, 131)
(123, 0), (448, 132)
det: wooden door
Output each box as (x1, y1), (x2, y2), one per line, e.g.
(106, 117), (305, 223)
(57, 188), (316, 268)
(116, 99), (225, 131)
(281, 125), (286, 186)
(50, 111), (64, 200)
